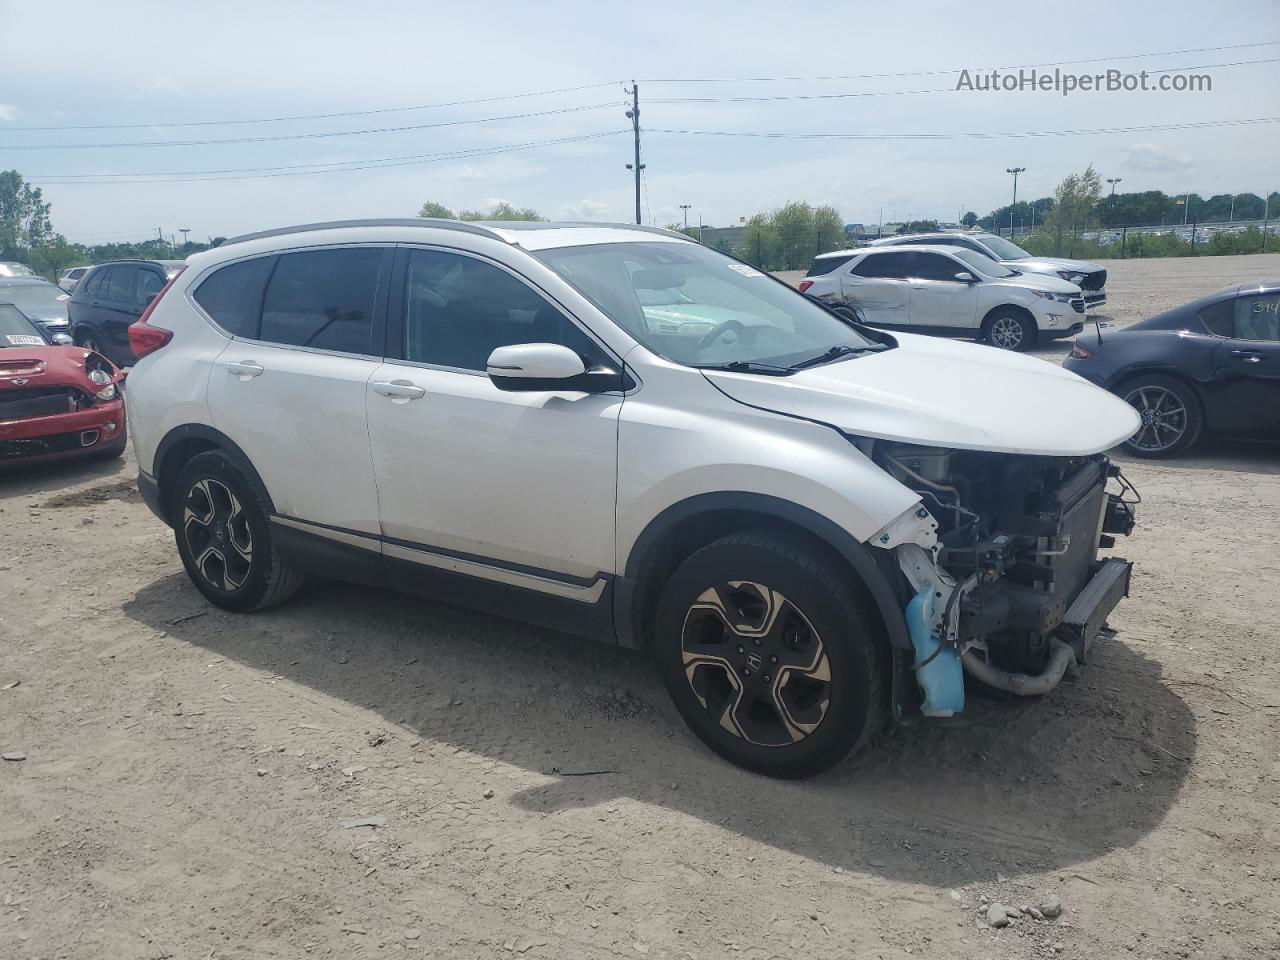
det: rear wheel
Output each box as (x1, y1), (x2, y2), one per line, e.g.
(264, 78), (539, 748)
(654, 532), (883, 779)
(1120, 374), (1202, 458)
(983, 308), (1037, 352)
(172, 451), (304, 612)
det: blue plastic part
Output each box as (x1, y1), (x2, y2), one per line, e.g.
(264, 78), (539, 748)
(905, 586), (966, 717)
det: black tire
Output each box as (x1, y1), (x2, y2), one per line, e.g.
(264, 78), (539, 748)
(74, 329), (103, 354)
(1118, 373), (1202, 458)
(171, 450), (304, 612)
(653, 531), (884, 779)
(982, 308), (1037, 352)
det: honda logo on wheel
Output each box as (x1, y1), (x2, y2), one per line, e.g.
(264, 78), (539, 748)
(746, 652), (763, 671)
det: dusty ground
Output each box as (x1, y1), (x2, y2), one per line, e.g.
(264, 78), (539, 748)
(3, 254), (1279, 959)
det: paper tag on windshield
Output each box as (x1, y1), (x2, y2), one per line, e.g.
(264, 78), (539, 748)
(5, 335), (43, 345)
(727, 263), (764, 278)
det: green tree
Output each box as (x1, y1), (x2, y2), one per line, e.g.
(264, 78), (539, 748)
(0, 170), (54, 259)
(960, 211), (979, 228)
(457, 201), (545, 221)
(417, 200), (455, 219)
(895, 219), (940, 235)
(1038, 165), (1101, 255)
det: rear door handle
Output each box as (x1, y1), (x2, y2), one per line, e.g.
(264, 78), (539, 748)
(1229, 350), (1264, 362)
(372, 379), (426, 401)
(225, 360), (264, 379)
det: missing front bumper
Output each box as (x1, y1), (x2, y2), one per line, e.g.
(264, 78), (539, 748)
(1058, 556), (1132, 662)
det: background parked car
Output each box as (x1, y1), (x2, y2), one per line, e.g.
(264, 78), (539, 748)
(0, 261), (38, 278)
(0, 277), (73, 340)
(1064, 278), (1280, 457)
(58, 266), (91, 292)
(799, 244), (1086, 350)
(870, 232), (1108, 308)
(69, 259), (185, 365)
(0, 303), (127, 465)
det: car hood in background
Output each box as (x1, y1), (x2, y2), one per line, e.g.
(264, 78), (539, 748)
(703, 332), (1139, 456)
(989, 271), (1080, 294)
(1010, 256), (1104, 276)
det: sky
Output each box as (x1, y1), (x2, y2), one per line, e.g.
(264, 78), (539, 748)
(1, 0), (1278, 245)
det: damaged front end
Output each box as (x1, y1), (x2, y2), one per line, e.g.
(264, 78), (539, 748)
(865, 441), (1138, 718)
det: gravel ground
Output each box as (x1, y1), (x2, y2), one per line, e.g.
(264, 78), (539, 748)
(2, 254), (1279, 959)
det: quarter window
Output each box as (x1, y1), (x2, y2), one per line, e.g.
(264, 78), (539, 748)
(193, 256), (276, 337)
(259, 248), (383, 354)
(400, 249), (600, 371)
(136, 269), (165, 304)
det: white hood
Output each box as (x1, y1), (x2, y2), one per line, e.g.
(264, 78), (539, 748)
(704, 333), (1140, 456)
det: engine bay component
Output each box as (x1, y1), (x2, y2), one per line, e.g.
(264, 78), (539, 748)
(960, 637), (1077, 696)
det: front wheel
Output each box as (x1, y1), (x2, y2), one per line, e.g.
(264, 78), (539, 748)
(172, 451), (304, 612)
(654, 532), (884, 779)
(1120, 374), (1202, 458)
(983, 309), (1037, 351)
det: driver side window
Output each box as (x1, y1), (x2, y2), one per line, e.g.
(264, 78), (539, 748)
(400, 249), (602, 371)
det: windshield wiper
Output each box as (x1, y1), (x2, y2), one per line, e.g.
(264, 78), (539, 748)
(694, 360), (793, 376)
(788, 344), (883, 370)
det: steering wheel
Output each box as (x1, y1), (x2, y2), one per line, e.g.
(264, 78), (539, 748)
(698, 317), (747, 349)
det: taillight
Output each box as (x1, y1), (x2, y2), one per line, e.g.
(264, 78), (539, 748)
(798, 280), (814, 293)
(1069, 343), (1093, 360)
(128, 267), (185, 361)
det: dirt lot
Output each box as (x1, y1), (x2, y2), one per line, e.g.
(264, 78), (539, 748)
(3, 254), (1279, 959)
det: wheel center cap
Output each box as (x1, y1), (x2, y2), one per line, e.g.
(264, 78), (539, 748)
(214, 525), (227, 544)
(745, 652), (763, 671)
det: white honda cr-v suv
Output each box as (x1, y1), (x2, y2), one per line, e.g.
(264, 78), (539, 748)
(126, 219), (1141, 778)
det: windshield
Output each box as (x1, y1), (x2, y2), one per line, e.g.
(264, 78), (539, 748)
(952, 249), (1018, 279)
(979, 235), (1032, 260)
(534, 241), (881, 369)
(0, 304), (47, 346)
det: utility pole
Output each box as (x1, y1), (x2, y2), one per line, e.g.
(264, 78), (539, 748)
(624, 83), (644, 226)
(679, 204), (691, 230)
(1006, 167), (1025, 236)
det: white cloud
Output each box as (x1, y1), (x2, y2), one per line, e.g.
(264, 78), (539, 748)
(558, 199), (611, 220)
(0, 103), (17, 122)
(1122, 142), (1195, 176)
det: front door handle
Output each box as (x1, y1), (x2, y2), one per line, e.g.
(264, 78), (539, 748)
(225, 360), (264, 380)
(1229, 350), (1264, 363)
(372, 379), (426, 401)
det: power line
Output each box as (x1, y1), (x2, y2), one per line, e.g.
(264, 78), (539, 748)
(640, 40), (1280, 83)
(1, 102), (624, 150)
(1, 81), (623, 132)
(30, 131), (628, 185)
(648, 58), (1280, 103)
(647, 116), (1280, 142)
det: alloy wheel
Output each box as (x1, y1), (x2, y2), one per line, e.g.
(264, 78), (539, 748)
(680, 581), (831, 747)
(182, 478), (253, 591)
(1124, 384), (1188, 453)
(989, 316), (1024, 350)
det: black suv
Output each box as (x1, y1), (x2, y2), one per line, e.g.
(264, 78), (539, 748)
(69, 260), (185, 365)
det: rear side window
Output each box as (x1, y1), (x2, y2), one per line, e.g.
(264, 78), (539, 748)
(805, 255), (853, 277)
(193, 257), (275, 337)
(1234, 292), (1280, 342)
(104, 266), (135, 302)
(852, 252), (912, 279)
(259, 248), (383, 354)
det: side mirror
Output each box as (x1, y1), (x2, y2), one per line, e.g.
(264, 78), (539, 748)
(954, 271), (976, 283)
(51, 332), (74, 345)
(486, 343), (590, 392)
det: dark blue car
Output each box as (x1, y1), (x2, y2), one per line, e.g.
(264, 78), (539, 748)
(1064, 278), (1280, 457)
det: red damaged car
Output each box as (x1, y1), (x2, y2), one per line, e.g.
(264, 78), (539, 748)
(0, 302), (127, 465)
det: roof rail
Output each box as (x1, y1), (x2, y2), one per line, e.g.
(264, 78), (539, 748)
(220, 218), (509, 248)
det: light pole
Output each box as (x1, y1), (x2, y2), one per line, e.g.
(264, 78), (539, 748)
(1182, 192), (1191, 225)
(1106, 178), (1122, 227)
(679, 204), (691, 230)
(1006, 167), (1025, 235)
(179, 228), (191, 251)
